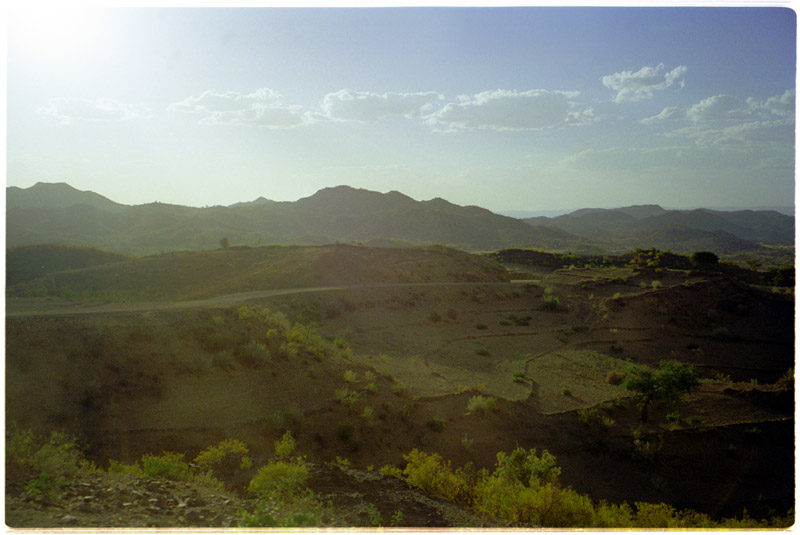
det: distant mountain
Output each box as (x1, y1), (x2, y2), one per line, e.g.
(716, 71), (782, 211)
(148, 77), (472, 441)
(7, 182), (127, 213)
(6, 183), (579, 255)
(522, 204), (794, 249)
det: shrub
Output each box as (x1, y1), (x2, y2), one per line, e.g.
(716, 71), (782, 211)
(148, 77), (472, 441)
(343, 370), (359, 383)
(108, 459), (145, 477)
(360, 405), (375, 419)
(236, 495), (323, 527)
(665, 411), (681, 424)
(212, 350), (236, 370)
(426, 418), (445, 432)
(561, 387), (572, 397)
(494, 447), (561, 486)
(465, 395), (498, 415)
(606, 371), (626, 385)
(461, 434), (474, 451)
(194, 438), (251, 474)
(402, 449), (475, 503)
(690, 251), (719, 269)
(379, 464), (403, 479)
(141, 451), (192, 481)
(274, 431), (296, 460)
(476, 323), (488, 330)
(248, 460), (309, 498)
(429, 311), (442, 323)
(541, 294), (564, 311)
(203, 333), (232, 353)
(236, 340), (271, 368)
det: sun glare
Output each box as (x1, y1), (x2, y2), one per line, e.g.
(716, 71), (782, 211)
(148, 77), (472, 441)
(10, 7), (105, 62)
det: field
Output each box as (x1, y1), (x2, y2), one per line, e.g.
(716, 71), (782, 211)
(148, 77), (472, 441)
(5, 244), (794, 527)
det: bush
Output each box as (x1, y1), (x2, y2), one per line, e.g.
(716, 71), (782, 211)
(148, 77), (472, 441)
(194, 438), (251, 474)
(426, 418), (445, 432)
(248, 460), (309, 498)
(465, 395), (498, 415)
(541, 294), (564, 311)
(402, 449), (475, 503)
(274, 431), (296, 460)
(108, 459), (145, 477)
(690, 251), (719, 269)
(343, 370), (359, 383)
(494, 447), (561, 486)
(141, 451), (192, 481)
(236, 340), (271, 368)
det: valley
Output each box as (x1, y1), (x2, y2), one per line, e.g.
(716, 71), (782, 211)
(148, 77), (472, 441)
(6, 240), (794, 528)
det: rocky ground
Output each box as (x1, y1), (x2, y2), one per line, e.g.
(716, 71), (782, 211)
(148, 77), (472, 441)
(5, 463), (495, 529)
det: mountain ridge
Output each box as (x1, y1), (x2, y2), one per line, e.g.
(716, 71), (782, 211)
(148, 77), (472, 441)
(6, 182), (794, 256)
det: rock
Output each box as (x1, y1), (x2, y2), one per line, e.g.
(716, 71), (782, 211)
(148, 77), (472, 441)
(61, 515), (78, 525)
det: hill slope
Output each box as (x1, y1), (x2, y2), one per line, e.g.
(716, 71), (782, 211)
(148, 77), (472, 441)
(7, 184), (577, 254)
(523, 204), (794, 248)
(7, 244), (510, 301)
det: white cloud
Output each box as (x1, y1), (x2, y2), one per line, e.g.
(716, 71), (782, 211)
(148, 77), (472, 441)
(640, 106), (686, 124)
(642, 90), (795, 125)
(669, 119), (794, 146)
(168, 89), (308, 128)
(602, 63), (687, 103)
(749, 89), (795, 118)
(685, 94), (753, 122)
(321, 89), (443, 121)
(427, 89), (586, 131)
(37, 98), (149, 124)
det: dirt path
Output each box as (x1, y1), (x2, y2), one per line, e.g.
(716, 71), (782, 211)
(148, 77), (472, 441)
(6, 281), (532, 318)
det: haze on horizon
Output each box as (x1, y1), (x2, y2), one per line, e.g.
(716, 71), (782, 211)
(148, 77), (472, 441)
(6, 5), (796, 213)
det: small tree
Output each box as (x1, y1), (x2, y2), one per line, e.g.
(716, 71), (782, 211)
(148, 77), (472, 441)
(623, 360), (698, 422)
(690, 251), (719, 269)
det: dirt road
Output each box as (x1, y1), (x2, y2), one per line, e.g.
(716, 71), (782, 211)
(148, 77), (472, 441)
(5, 281), (536, 318)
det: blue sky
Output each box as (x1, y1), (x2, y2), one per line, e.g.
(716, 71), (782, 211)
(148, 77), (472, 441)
(6, 5), (796, 212)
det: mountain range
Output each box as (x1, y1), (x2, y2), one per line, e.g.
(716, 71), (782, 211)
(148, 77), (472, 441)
(6, 182), (794, 256)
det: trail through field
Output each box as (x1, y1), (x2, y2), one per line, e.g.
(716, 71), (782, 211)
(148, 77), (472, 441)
(6, 281), (531, 318)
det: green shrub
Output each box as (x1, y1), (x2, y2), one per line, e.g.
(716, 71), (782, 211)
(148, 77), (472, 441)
(561, 387), (572, 396)
(141, 451), (192, 481)
(274, 431), (296, 460)
(248, 460), (309, 498)
(665, 411), (681, 424)
(541, 294), (564, 311)
(379, 465), (403, 478)
(108, 459), (145, 477)
(237, 490), (330, 527)
(343, 370), (359, 383)
(465, 395), (497, 415)
(194, 438), (251, 473)
(494, 447), (561, 486)
(402, 449), (475, 503)
(237, 340), (272, 367)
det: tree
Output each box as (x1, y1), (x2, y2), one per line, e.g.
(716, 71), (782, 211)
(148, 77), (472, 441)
(623, 360), (699, 422)
(220, 237), (230, 250)
(690, 251), (719, 269)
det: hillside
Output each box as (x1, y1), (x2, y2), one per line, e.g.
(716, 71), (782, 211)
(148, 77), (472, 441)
(7, 244), (509, 302)
(522, 204), (794, 253)
(6, 183), (578, 255)
(6, 244), (130, 285)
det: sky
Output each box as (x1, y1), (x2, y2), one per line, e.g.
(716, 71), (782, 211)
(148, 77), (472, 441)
(5, 4), (797, 213)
